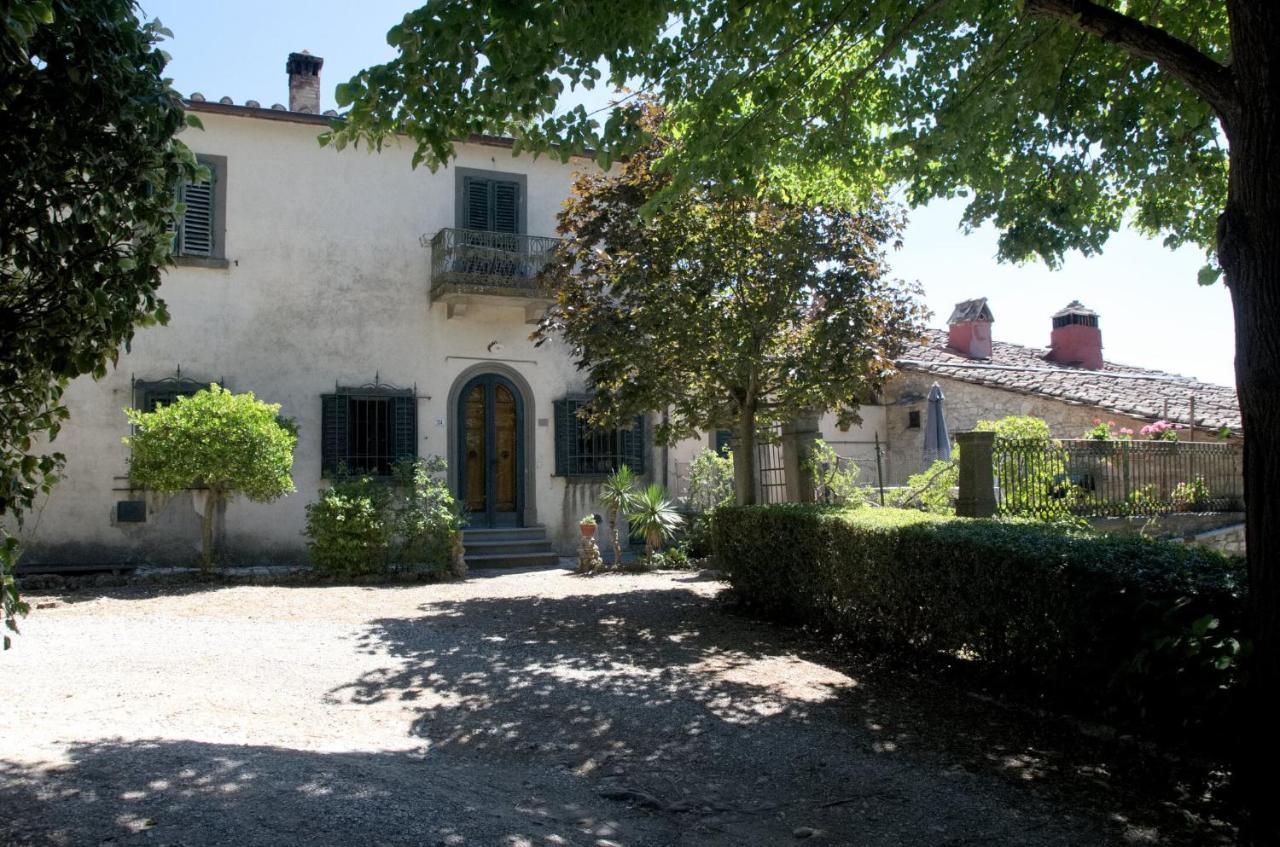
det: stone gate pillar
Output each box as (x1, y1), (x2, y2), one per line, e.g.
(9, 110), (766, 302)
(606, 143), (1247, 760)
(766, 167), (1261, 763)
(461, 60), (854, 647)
(782, 413), (822, 503)
(955, 430), (997, 518)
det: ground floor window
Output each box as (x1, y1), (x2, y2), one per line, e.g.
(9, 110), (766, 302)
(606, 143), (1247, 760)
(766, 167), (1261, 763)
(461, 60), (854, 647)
(553, 396), (645, 477)
(133, 376), (212, 412)
(322, 388), (416, 477)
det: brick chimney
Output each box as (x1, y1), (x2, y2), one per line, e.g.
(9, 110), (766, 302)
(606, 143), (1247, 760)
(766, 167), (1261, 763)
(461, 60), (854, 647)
(946, 297), (994, 359)
(286, 51), (323, 114)
(1047, 301), (1103, 369)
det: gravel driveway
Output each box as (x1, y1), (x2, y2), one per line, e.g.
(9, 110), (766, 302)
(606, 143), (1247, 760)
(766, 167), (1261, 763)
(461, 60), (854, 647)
(1, 567), (1223, 846)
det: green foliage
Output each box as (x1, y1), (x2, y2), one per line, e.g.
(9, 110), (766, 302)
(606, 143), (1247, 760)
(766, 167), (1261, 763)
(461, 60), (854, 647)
(599, 466), (640, 566)
(644, 547), (692, 570)
(330, 2), (1227, 271)
(628, 483), (682, 555)
(1173, 476), (1211, 512)
(977, 415), (1077, 522)
(304, 476), (392, 576)
(1, 0), (196, 645)
(388, 456), (465, 576)
(685, 448), (734, 513)
(714, 504), (1245, 737)
(806, 439), (866, 506)
(535, 109), (926, 506)
(679, 510), (717, 561)
(304, 457), (464, 578)
(890, 459), (958, 514)
(125, 386), (297, 567)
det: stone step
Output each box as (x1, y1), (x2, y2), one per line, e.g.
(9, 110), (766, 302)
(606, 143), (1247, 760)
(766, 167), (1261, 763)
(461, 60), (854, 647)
(462, 538), (555, 556)
(462, 525), (548, 543)
(463, 551), (562, 569)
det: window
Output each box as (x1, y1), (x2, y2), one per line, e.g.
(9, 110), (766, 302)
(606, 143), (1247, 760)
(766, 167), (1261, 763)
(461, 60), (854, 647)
(714, 429), (733, 456)
(174, 155), (227, 263)
(553, 397), (645, 477)
(907, 410), (921, 429)
(133, 378), (210, 412)
(456, 169), (526, 234)
(321, 389), (417, 477)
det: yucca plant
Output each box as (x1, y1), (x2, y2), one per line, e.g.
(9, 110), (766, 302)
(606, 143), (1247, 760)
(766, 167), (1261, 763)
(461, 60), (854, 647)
(599, 466), (639, 566)
(629, 483), (682, 556)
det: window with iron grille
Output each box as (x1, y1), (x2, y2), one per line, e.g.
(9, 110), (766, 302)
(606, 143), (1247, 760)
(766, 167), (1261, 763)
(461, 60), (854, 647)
(321, 389), (417, 477)
(133, 378), (211, 413)
(173, 155), (227, 260)
(553, 397), (645, 477)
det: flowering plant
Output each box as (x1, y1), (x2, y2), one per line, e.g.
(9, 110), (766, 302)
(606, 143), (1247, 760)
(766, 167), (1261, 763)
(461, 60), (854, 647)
(1140, 420), (1182, 441)
(1083, 418), (1134, 441)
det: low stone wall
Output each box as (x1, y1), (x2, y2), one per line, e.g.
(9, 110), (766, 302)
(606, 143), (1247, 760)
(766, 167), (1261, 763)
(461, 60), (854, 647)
(1087, 511), (1246, 556)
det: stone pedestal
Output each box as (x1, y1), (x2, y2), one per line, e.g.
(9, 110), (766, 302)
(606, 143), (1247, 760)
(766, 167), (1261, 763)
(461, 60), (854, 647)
(577, 534), (603, 574)
(782, 412), (823, 504)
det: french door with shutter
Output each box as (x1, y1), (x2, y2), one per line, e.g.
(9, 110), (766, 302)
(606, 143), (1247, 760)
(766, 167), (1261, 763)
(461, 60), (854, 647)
(457, 374), (524, 527)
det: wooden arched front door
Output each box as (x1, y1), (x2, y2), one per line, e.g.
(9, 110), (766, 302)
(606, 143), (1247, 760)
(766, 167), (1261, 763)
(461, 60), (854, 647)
(457, 373), (524, 527)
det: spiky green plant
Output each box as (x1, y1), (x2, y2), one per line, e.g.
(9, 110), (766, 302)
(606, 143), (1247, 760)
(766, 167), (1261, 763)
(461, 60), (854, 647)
(599, 466), (639, 566)
(629, 483), (682, 556)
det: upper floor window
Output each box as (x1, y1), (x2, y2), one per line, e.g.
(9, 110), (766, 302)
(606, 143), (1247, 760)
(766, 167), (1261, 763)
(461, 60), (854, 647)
(174, 154), (227, 264)
(553, 396), (646, 478)
(456, 169), (526, 235)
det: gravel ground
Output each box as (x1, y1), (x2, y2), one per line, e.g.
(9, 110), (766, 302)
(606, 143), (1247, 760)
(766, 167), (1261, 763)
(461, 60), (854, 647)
(1, 567), (1227, 846)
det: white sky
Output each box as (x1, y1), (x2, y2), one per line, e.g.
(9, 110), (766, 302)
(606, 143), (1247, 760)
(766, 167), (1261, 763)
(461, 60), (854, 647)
(140, 0), (1239, 387)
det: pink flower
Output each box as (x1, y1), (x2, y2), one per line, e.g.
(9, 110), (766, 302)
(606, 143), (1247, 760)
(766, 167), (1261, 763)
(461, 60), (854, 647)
(1119, 427), (1134, 435)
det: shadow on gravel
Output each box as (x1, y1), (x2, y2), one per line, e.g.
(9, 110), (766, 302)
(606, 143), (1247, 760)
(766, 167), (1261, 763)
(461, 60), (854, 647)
(0, 737), (636, 847)
(329, 587), (1233, 846)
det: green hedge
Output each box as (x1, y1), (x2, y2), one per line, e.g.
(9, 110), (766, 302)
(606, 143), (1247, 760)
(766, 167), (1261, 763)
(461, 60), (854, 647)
(713, 505), (1245, 734)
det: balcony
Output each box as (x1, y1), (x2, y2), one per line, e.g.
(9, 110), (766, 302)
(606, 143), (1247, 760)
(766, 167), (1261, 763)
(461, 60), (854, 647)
(427, 227), (561, 319)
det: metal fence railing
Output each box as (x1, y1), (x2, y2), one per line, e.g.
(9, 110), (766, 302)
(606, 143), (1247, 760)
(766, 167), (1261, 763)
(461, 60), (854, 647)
(755, 426), (788, 505)
(992, 438), (1243, 519)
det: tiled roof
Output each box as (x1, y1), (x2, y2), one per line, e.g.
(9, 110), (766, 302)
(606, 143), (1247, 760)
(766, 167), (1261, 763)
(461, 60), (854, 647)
(897, 329), (1242, 434)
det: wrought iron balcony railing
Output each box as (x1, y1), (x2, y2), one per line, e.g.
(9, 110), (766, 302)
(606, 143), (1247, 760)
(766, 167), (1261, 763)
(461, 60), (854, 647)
(427, 227), (561, 297)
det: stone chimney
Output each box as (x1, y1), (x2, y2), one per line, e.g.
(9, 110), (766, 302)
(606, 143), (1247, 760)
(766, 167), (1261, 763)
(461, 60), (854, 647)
(286, 51), (323, 114)
(946, 297), (994, 359)
(1047, 301), (1103, 369)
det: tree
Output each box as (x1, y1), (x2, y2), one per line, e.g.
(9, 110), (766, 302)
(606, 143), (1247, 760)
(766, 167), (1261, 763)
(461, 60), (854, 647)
(535, 113), (926, 505)
(628, 483), (681, 556)
(125, 386), (297, 569)
(598, 466), (640, 568)
(1, 0), (199, 646)
(330, 2), (1278, 833)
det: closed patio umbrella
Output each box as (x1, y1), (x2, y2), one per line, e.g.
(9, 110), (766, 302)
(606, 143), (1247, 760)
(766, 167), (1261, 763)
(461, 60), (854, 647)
(922, 382), (952, 468)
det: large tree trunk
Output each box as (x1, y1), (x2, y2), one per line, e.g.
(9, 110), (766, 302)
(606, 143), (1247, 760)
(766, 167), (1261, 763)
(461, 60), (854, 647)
(733, 405), (758, 506)
(1222, 3), (1280, 840)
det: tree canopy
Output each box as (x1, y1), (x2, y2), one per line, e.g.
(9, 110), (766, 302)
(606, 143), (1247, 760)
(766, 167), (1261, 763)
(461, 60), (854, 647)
(535, 110), (926, 504)
(126, 386), (297, 568)
(328, 0), (1227, 272)
(1, 0), (199, 644)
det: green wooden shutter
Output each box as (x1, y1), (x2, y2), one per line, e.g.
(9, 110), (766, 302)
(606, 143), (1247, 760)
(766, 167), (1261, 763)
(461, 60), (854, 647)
(553, 398), (572, 476)
(178, 176), (215, 256)
(463, 176), (491, 230)
(493, 181), (520, 233)
(321, 394), (348, 477)
(391, 395), (417, 464)
(621, 414), (646, 474)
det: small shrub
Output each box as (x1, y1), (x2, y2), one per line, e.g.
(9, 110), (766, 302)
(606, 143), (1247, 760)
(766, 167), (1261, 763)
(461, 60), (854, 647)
(629, 483), (681, 555)
(680, 509), (717, 559)
(304, 476), (392, 576)
(686, 448), (734, 512)
(1173, 476), (1211, 512)
(645, 547), (692, 570)
(889, 458), (957, 514)
(303, 456), (464, 578)
(713, 504), (1245, 739)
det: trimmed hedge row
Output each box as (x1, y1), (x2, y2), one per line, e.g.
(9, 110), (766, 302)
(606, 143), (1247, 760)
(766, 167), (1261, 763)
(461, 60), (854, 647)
(713, 505), (1245, 733)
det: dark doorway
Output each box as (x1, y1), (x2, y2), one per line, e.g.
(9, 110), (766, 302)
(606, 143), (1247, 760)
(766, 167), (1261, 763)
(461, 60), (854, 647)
(457, 374), (524, 527)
